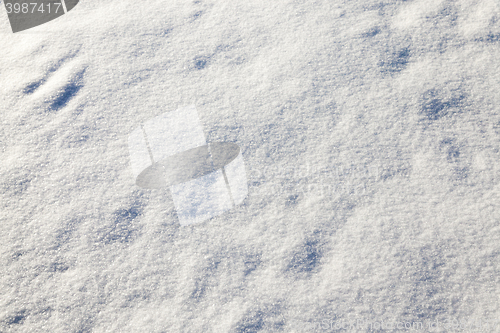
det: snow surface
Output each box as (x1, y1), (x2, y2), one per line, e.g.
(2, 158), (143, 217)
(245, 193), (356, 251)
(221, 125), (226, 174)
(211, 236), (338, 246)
(1, 0), (500, 332)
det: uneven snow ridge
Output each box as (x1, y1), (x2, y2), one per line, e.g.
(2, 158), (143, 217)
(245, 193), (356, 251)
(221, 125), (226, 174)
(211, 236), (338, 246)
(1, 0), (499, 332)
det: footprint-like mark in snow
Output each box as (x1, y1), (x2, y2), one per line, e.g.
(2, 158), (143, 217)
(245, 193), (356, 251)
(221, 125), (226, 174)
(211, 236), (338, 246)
(98, 206), (142, 245)
(380, 46), (411, 74)
(22, 53), (86, 112)
(49, 69), (85, 111)
(420, 88), (467, 123)
(285, 231), (325, 278)
(22, 51), (80, 95)
(23, 80), (44, 95)
(233, 303), (285, 333)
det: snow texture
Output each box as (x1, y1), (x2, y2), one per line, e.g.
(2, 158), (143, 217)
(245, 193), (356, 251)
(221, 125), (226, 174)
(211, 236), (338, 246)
(1, 0), (500, 332)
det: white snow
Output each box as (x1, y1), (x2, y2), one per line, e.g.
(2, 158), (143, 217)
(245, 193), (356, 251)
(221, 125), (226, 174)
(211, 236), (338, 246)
(1, 0), (500, 332)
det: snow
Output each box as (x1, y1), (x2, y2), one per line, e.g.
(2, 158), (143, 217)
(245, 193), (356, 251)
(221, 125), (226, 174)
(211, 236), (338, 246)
(1, 0), (500, 331)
